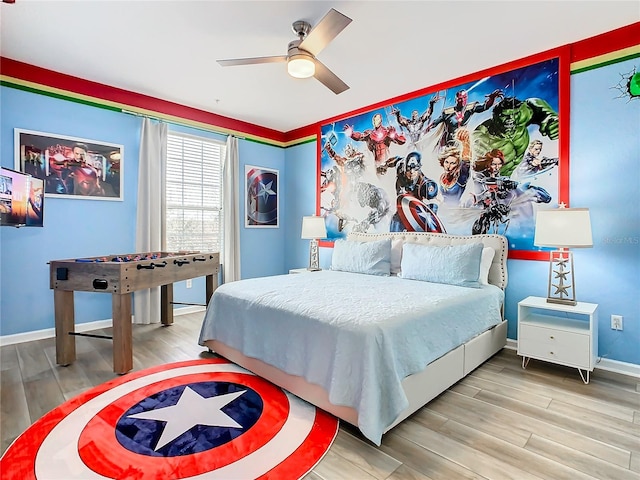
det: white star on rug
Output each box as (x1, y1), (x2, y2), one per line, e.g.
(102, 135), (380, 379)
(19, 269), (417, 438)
(127, 387), (246, 450)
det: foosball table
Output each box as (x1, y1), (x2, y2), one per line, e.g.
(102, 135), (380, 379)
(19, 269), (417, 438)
(49, 251), (220, 374)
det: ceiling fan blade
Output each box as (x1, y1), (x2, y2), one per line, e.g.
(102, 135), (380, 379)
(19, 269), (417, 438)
(217, 55), (287, 67)
(313, 59), (349, 95)
(299, 8), (352, 56)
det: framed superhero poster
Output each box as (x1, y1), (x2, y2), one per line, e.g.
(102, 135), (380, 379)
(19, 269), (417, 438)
(318, 48), (569, 260)
(245, 165), (279, 228)
(15, 129), (123, 201)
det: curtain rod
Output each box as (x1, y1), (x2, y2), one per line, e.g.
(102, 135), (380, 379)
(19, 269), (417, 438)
(120, 109), (245, 139)
(121, 109), (162, 121)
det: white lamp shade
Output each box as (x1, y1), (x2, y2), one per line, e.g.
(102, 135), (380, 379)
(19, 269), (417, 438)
(301, 215), (327, 239)
(534, 208), (593, 248)
(288, 55), (315, 79)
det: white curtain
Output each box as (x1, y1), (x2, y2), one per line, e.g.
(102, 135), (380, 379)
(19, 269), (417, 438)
(133, 118), (167, 324)
(222, 135), (241, 283)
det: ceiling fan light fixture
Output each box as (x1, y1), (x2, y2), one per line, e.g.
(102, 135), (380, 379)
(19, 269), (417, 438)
(287, 54), (315, 79)
(218, 9), (351, 93)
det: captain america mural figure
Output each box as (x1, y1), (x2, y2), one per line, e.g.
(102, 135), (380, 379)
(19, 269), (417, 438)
(380, 151), (445, 233)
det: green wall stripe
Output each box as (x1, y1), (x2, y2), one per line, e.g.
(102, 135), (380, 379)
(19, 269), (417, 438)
(572, 52), (640, 75)
(1, 79), (121, 111)
(1, 79), (288, 147)
(285, 137), (316, 148)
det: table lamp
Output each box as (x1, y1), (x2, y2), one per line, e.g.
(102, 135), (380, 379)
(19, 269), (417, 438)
(534, 206), (593, 305)
(301, 215), (327, 271)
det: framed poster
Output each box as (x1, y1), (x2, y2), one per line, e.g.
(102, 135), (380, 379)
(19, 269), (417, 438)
(318, 48), (569, 260)
(14, 129), (123, 201)
(245, 165), (279, 228)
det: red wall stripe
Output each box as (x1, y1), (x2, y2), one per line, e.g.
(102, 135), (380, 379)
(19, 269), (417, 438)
(2, 22), (638, 144)
(0, 57), (286, 144)
(570, 22), (640, 63)
(292, 22), (640, 141)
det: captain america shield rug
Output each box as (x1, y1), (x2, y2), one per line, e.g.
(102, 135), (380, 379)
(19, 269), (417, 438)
(0, 358), (339, 479)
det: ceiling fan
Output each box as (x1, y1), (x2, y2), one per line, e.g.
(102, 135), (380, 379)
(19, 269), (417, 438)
(217, 8), (352, 95)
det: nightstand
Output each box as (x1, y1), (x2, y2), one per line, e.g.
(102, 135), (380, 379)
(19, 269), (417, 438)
(517, 296), (598, 384)
(288, 268), (321, 274)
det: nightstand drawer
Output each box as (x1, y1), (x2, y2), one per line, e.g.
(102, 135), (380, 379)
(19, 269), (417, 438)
(518, 324), (591, 368)
(517, 296), (598, 383)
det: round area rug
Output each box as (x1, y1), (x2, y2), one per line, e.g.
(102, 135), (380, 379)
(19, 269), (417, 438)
(1, 358), (339, 479)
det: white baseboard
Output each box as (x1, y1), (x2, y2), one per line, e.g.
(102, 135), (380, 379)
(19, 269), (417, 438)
(506, 338), (640, 379)
(594, 357), (640, 378)
(4, 322), (637, 379)
(0, 306), (206, 347)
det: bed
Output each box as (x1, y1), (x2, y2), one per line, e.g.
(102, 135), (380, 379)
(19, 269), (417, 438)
(199, 231), (508, 445)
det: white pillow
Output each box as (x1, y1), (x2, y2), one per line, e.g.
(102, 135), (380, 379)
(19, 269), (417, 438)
(331, 238), (392, 276)
(399, 242), (484, 288)
(480, 247), (495, 285)
(390, 238), (403, 275)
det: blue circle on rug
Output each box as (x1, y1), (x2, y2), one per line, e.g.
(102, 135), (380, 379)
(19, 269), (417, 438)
(115, 381), (263, 456)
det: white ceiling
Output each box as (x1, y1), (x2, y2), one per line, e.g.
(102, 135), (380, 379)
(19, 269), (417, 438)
(1, 1), (638, 133)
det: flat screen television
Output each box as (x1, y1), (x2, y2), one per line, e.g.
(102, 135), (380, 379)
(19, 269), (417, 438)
(0, 167), (44, 227)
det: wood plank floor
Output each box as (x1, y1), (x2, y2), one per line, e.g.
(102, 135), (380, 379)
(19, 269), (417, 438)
(1, 311), (638, 479)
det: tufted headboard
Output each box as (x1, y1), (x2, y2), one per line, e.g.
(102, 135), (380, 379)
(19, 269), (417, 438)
(346, 232), (508, 290)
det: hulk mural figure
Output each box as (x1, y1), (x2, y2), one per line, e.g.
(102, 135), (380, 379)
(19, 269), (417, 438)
(472, 96), (559, 176)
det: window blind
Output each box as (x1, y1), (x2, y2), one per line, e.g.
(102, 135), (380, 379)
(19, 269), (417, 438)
(166, 133), (225, 252)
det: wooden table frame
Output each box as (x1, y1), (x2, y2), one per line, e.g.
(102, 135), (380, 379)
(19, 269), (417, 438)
(50, 252), (220, 374)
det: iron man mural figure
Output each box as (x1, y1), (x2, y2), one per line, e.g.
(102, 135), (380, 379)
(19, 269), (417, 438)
(343, 113), (406, 169)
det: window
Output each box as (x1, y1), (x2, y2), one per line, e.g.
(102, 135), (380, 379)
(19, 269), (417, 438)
(166, 132), (225, 252)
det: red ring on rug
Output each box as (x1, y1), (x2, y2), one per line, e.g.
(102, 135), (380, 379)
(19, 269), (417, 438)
(258, 407), (339, 479)
(0, 358), (339, 480)
(0, 359), (225, 479)
(78, 372), (288, 477)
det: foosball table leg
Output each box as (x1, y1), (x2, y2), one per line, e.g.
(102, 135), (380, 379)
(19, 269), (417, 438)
(206, 273), (217, 305)
(55, 290), (76, 366)
(161, 284), (174, 326)
(112, 293), (133, 374)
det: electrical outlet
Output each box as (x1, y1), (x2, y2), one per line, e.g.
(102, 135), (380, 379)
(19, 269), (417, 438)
(186, 279), (192, 289)
(610, 315), (623, 331)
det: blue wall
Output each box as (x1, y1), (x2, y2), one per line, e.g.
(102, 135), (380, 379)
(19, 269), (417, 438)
(0, 87), (288, 337)
(568, 57), (639, 364)
(0, 88), (140, 335)
(238, 140), (288, 279)
(1, 54), (638, 365)
(284, 141), (321, 271)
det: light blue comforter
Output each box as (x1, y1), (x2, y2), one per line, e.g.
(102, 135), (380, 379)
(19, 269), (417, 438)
(198, 270), (504, 445)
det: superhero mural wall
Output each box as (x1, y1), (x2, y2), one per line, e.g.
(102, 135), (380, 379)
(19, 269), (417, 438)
(319, 55), (565, 257)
